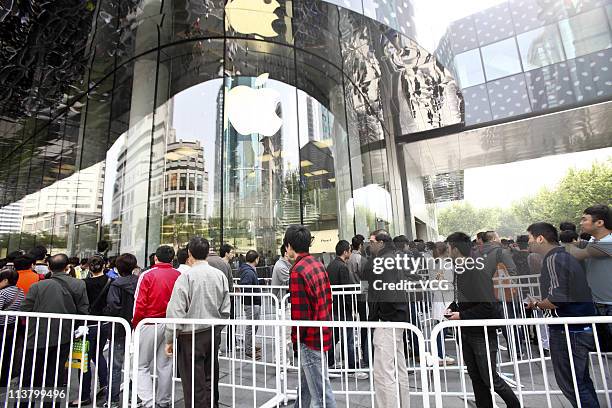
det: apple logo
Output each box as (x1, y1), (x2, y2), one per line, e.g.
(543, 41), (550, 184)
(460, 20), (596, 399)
(226, 73), (283, 136)
(225, 0), (280, 38)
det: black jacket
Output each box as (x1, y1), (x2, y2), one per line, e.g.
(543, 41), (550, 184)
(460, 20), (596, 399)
(366, 245), (409, 322)
(105, 274), (138, 336)
(239, 264), (261, 306)
(456, 263), (501, 335)
(326, 257), (353, 319)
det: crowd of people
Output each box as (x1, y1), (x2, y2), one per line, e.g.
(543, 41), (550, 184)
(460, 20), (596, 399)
(0, 204), (609, 408)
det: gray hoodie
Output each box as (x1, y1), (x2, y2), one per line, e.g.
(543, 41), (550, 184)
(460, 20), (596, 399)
(481, 243), (517, 277)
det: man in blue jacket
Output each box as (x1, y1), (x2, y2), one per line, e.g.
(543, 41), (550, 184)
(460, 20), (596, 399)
(239, 250), (261, 359)
(527, 222), (599, 408)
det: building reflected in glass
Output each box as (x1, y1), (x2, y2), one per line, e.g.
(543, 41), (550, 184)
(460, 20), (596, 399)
(0, 0), (609, 266)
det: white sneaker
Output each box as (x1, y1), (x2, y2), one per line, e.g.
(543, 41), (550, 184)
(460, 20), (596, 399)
(348, 372), (369, 380)
(440, 356), (456, 365)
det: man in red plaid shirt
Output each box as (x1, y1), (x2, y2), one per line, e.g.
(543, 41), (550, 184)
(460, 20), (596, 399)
(285, 225), (337, 408)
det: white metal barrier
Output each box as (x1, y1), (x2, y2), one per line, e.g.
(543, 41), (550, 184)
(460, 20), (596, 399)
(430, 316), (612, 408)
(0, 311), (132, 408)
(4, 308), (611, 408)
(134, 317), (428, 408)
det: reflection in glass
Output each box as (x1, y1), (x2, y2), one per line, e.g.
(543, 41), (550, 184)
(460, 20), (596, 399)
(558, 8), (612, 59)
(222, 76), (300, 256)
(517, 25), (565, 71)
(454, 48), (485, 88)
(0, 0), (468, 260)
(481, 38), (523, 81)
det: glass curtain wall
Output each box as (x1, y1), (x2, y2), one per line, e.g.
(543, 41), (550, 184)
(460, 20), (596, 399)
(0, 0), (462, 264)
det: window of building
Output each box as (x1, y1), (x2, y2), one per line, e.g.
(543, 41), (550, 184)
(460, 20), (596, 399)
(170, 173), (178, 190)
(197, 174), (203, 192)
(180, 174), (187, 190)
(517, 25), (565, 71)
(188, 197), (194, 213)
(178, 197), (186, 213)
(558, 8), (612, 59)
(481, 38), (523, 81)
(169, 197), (176, 214)
(453, 48), (485, 88)
(188, 173), (195, 190)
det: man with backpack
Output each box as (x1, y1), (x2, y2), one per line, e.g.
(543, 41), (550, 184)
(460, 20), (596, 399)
(104, 253), (139, 408)
(481, 231), (523, 351)
(69, 256), (113, 406)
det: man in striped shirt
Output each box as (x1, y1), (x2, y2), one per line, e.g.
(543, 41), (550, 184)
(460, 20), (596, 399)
(527, 222), (599, 408)
(0, 267), (25, 385)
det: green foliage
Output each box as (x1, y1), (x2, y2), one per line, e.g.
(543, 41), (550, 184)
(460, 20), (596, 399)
(437, 202), (498, 237)
(438, 159), (612, 238)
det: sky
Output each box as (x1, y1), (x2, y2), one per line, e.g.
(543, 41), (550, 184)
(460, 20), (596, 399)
(462, 147), (612, 209)
(413, 0), (508, 51)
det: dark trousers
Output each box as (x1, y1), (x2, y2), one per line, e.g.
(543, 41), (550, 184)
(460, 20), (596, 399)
(177, 329), (221, 408)
(0, 325), (17, 386)
(357, 301), (370, 367)
(81, 324), (110, 399)
(549, 328), (600, 408)
(595, 303), (612, 352)
(461, 333), (521, 408)
(403, 305), (420, 357)
(17, 344), (71, 408)
(327, 326), (356, 369)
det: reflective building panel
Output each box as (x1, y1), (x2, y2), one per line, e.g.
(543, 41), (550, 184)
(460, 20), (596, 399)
(0, 0), (462, 263)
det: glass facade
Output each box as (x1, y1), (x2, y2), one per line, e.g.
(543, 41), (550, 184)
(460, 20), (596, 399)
(433, 0), (612, 124)
(0, 0), (462, 264)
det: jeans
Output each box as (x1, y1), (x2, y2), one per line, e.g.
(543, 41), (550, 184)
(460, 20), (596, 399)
(327, 327), (355, 369)
(81, 324), (110, 400)
(461, 332), (520, 408)
(373, 328), (410, 408)
(435, 328), (450, 359)
(244, 305), (261, 354)
(294, 343), (336, 408)
(549, 328), (600, 408)
(108, 338), (127, 402)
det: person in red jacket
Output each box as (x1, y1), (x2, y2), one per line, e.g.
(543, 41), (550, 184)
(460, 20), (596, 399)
(133, 246), (181, 408)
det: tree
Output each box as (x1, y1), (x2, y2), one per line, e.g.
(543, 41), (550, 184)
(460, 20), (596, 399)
(438, 159), (612, 238)
(437, 202), (498, 238)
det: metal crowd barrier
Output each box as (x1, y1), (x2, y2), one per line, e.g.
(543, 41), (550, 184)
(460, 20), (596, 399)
(0, 311), (132, 408)
(3, 308), (611, 408)
(135, 317), (429, 408)
(430, 316), (612, 408)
